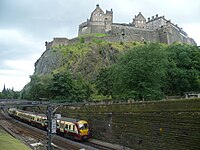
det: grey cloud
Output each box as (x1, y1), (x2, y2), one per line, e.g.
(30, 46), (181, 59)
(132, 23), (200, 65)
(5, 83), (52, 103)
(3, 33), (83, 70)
(0, 0), (95, 39)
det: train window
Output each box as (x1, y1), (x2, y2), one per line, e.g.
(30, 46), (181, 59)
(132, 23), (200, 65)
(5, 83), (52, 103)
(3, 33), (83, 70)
(65, 124), (68, 129)
(73, 125), (75, 131)
(69, 125), (71, 130)
(79, 124), (88, 130)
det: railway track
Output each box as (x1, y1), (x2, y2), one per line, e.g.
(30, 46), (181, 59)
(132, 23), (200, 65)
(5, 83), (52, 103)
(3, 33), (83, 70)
(0, 108), (124, 150)
(85, 141), (118, 150)
(0, 109), (89, 150)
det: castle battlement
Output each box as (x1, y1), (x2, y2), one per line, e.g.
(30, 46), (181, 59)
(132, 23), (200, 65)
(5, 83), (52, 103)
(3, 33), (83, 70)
(78, 4), (196, 45)
(45, 4), (196, 50)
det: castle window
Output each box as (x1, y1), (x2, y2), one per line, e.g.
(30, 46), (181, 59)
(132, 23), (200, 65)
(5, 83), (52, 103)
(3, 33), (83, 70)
(100, 14), (102, 16)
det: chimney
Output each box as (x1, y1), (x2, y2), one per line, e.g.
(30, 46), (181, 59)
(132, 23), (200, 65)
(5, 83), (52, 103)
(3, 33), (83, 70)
(96, 4), (99, 7)
(156, 14), (158, 18)
(152, 16), (154, 19)
(148, 17), (150, 21)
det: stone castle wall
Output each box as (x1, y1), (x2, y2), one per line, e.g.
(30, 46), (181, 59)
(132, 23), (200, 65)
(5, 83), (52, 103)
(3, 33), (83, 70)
(45, 5), (196, 50)
(45, 38), (70, 50)
(167, 24), (191, 44)
(77, 5), (196, 46)
(111, 24), (159, 42)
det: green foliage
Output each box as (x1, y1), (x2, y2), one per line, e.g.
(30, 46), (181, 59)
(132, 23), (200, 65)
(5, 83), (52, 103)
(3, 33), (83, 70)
(79, 37), (85, 43)
(73, 75), (93, 101)
(20, 75), (52, 100)
(92, 38), (104, 44)
(47, 70), (92, 102)
(165, 44), (200, 95)
(48, 70), (74, 101)
(111, 43), (168, 101)
(95, 67), (114, 98)
(0, 88), (20, 99)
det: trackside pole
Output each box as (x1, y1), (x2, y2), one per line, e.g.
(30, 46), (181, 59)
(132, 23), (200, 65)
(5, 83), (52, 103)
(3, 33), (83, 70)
(47, 105), (59, 150)
(47, 105), (52, 150)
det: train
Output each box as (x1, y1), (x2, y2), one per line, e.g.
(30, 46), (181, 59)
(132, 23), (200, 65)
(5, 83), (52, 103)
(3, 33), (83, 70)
(8, 108), (90, 141)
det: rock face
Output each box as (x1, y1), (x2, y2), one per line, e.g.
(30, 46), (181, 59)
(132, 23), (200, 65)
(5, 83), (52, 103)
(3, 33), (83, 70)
(33, 41), (125, 79)
(34, 48), (64, 75)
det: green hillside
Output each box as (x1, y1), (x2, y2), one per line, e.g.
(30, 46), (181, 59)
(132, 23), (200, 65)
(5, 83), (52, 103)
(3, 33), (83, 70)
(21, 41), (200, 102)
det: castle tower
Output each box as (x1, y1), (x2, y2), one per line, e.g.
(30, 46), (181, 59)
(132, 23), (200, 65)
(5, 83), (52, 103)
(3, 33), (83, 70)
(90, 4), (105, 22)
(78, 4), (113, 36)
(104, 9), (113, 33)
(132, 12), (147, 28)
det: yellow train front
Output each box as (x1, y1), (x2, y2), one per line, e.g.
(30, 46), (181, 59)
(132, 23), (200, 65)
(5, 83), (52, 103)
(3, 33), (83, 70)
(57, 117), (90, 141)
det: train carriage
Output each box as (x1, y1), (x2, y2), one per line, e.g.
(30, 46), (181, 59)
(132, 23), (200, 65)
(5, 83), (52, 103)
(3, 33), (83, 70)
(57, 117), (90, 141)
(8, 108), (90, 141)
(34, 114), (47, 129)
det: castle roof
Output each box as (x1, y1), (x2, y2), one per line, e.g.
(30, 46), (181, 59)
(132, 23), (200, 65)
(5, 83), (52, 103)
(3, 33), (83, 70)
(90, 4), (104, 16)
(134, 12), (146, 21)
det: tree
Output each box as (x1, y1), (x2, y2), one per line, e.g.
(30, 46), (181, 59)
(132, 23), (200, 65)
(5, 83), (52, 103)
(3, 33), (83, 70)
(48, 70), (74, 101)
(73, 75), (93, 101)
(24, 75), (51, 100)
(48, 70), (92, 102)
(0, 86), (20, 99)
(95, 67), (114, 98)
(0, 92), (3, 99)
(112, 43), (168, 101)
(165, 43), (200, 95)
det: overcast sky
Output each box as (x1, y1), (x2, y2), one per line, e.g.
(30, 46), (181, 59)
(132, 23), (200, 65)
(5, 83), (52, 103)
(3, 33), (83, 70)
(0, 0), (200, 91)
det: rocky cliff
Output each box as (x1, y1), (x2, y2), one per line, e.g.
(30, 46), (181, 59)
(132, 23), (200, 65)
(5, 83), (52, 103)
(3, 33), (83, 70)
(34, 40), (140, 80)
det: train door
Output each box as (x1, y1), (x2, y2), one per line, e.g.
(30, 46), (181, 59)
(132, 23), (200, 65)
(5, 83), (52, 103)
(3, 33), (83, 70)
(73, 124), (78, 133)
(60, 121), (65, 132)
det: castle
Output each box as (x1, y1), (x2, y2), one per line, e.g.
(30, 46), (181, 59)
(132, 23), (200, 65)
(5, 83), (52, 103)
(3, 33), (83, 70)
(45, 4), (196, 50)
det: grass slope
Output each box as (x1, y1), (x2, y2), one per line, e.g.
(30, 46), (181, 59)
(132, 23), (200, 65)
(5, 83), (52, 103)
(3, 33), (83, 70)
(0, 128), (31, 150)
